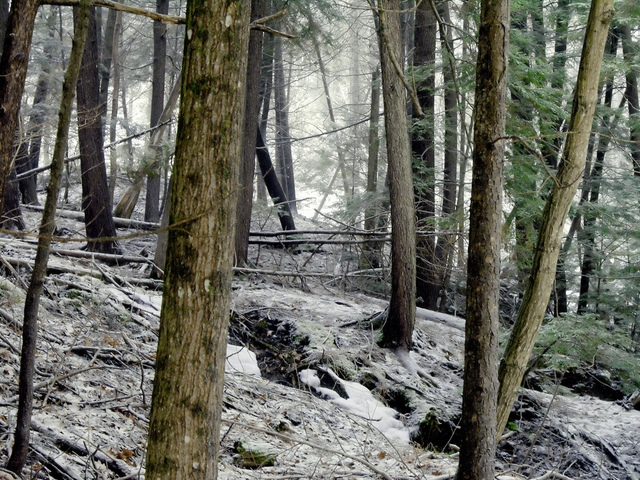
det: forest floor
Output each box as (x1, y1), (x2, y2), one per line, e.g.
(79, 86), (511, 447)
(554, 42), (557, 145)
(0, 199), (639, 480)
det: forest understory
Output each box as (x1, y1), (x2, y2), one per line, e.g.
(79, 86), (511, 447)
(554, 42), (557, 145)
(0, 203), (639, 480)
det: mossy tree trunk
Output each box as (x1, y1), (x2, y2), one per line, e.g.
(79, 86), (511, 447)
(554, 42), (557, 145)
(144, 1), (250, 479)
(496, 0), (615, 440)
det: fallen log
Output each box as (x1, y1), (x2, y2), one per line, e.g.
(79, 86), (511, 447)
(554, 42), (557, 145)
(22, 204), (160, 231)
(0, 255), (162, 289)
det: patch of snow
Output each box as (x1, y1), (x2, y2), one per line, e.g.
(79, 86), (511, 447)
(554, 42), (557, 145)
(299, 368), (411, 443)
(225, 344), (261, 377)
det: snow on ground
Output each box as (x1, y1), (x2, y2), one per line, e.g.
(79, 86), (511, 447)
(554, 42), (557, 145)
(0, 207), (639, 479)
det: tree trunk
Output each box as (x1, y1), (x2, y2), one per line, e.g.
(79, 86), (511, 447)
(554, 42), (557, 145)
(435, 0), (458, 311)
(0, 0), (8, 58)
(412, 0), (438, 310)
(377, 0), (416, 351)
(577, 30), (618, 314)
(6, 1), (90, 473)
(234, 0), (264, 266)
(256, 128), (296, 232)
(20, 8), (58, 206)
(621, 24), (640, 176)
(145, 2), (250, 478)
(360, 68), (382, 270)
(98, 4), (117, 113)
(76, 5), (119, 253)
(256, 30), (273, 202)
(273, 33), (296, 213)
(496, 0), (614, 439)
(16, 138), (38, 205)
(0, 0), (39, 217)
(144, 0), (169, 223)
(107, 9), (122, 204)
(456, 0), (508, 477)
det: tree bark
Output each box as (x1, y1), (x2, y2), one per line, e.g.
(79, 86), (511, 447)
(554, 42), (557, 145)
(412, 0), (438, 310)
(107, 8), (122, 203)
(19, 7), (58, 207)
(456, 0), (508, 477)
(145, 1), (250, 478)
(6, 1), (90, 473)
(496, 0), (615, 440)
(273, 33), (296, 213)
(76, 5), (119, 253)
(621, 24), (640, 176)
(0, 0), (39, 217)
(577, 30), (618, 314)
(144, 0), (168, 223)
(234, 0), (264, 266)
(0, 0), (8, 58)
(360, 68), (382, 270)
(435, 0), (458, 311)
(377, 0), (416, 351)
(256, 128), (296, 232)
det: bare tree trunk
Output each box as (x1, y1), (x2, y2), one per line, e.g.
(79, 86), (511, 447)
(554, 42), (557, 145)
(98, 4), (117, 112)
(412, 0), (438, 309)
(0, 0), (8, 57)
(144, 0), (169, 223)
(256, 128), (296, 232)
(360, 68), (382, 269)
(622, 24), (640, 176)
(496, 0), (614, 439)
(257, 30), (273, 202)
(6, 2), (90, 473)
(0, 0), (39, 218)
(76, 5), (119, 253)
(235, 0), (264, 266)
(377, 0), (416, 351)
(311, 26), (349, 200)
(273, 33), (296, 213)
(577, 30), (619, 314)
(456, 0), (508, 476)
(435, 0), (458, 311)
(107, 9), (122, 204)
(18, 9), (57, 207)
(145, 1), (250, 477)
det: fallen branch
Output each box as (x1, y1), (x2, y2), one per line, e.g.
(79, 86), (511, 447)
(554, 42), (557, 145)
(249, 229), (389, 237)
(29, 441), (84, 480)
(43, 0), (185, 24)
(21, 205), (160, 231)
(249, 237), (391, 246)
(0, 255), (162, 289)
(31, 420), (134, 478)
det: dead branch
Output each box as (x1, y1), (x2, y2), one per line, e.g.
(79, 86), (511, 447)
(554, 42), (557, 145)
(0, 255), (162, 289)
(21, 205), (160, 231)
(249, 229), (389, 237)
(249, 237), (391, 246)
(42, 0), (185, 24)
(31, 420), (134, 478)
